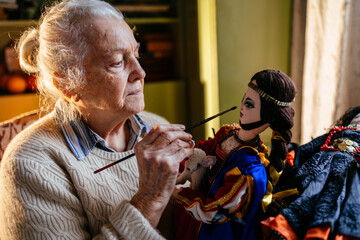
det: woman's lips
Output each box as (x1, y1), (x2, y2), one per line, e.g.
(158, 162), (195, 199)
(128, 89), (143, 96)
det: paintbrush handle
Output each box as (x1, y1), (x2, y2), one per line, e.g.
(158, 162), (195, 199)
(184, 106), (237, 132)
(94, 153), (135, 174)
(94, 106), (237, 174)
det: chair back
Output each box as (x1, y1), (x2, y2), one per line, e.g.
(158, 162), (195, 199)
(0, 110), (39, 161)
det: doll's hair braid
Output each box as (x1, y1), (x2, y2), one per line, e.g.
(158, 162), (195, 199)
(251, 69), (296, 172)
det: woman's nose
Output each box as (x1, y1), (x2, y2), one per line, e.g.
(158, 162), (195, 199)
(129, 57), (146, 82)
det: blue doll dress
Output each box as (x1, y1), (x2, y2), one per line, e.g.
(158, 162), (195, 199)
(175, 124), (268, 240)
(198, 147), (267, 240)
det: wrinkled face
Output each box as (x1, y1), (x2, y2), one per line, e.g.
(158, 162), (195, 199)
(240, 80), (262, 125)
(79, 17), (145, 117)
(350, 113), (360, 125)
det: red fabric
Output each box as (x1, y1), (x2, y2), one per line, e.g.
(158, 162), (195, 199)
(174, 203), (200, 240)
(0, 110), (39, 162)
(286, 150), (295, 167)
(305, 226), (360, 240)
(305, 226), (331, 239)
(262, 215), (360, 240)
(179, 159), (185, 173)
(334, 234), (360, 240)
(261, 214), (299, 240)
(195, 124), (240, 155)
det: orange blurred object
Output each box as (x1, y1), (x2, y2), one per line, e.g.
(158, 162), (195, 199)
(7, 75), (27, 93)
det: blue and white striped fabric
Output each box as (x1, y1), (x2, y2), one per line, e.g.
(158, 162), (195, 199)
(54, 105), (152, 160)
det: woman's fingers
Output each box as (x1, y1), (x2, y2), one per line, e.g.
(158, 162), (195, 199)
(141, 124), (186, 146)
(131, 124), (195, 227)
(135, 124), (193, 157)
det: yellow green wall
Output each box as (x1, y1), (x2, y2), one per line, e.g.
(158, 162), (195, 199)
(216, 0), (292, 144)
(144, 81), (186, 124)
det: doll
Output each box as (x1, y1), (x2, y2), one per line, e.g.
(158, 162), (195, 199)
(262, 106), (360, 240)
(174, 69), (297, 240)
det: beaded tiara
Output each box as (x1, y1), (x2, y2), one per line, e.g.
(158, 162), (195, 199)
(248, 82), (293, 107)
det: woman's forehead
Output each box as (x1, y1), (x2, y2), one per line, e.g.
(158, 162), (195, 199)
(87, 19), (137, 56)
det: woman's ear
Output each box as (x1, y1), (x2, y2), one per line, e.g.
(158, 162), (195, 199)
(52, 72), (72, 99)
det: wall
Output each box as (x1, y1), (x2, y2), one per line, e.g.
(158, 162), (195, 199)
(144, 81), (186, 124)
(0, 94), (39, 121)
(216, 0), (292, 144)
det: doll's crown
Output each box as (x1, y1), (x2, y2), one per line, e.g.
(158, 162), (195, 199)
(248, 82), (293, 107)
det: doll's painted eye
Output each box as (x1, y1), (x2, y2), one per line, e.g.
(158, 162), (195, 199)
(244, 98), (255, 109)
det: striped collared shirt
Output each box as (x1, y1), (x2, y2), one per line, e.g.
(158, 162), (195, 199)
(55, 106), (152, 160)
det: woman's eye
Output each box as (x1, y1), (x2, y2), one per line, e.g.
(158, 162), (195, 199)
(244, 99), (255, 108)
(110, 61), (123, 68)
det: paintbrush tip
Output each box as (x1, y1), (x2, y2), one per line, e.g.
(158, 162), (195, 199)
(231, 106), (237, 110)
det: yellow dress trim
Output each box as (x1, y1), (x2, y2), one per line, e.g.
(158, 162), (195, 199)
(225, 167), (241, 177)
(177, 173), (249, 212)
(234, 175), (254, 219)
(272, 189), (299, 199)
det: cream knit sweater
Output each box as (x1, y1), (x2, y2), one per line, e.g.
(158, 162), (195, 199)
(0, 111), (169, 240)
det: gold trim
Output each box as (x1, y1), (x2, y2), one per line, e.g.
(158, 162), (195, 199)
(248, 82), (293, 107)
(177, 173), (249, 211)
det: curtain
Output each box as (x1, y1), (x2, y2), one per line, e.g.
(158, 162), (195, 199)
(291, 0), (360, 144)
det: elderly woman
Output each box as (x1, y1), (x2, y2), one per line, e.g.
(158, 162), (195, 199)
(0, 0), (194, 239)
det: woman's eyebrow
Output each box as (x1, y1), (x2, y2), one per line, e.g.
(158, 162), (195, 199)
(103, 43), (140, 57)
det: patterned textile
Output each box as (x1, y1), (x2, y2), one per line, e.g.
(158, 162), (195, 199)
(263, 129), (360, 239)
(0, 110), (39, 161)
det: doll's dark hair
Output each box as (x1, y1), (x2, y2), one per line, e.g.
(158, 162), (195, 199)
(333, 106), (360, 127)
(251, 69), (297, 172)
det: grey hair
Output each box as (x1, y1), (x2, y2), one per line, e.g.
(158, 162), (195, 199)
(17, 0), (123, 121)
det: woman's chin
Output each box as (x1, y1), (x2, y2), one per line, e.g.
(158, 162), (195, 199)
(130, 102), (145, 114)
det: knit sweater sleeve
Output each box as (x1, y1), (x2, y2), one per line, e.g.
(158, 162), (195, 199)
(0, 151), (164, 240)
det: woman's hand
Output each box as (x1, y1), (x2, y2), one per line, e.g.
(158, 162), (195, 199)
(131, 124), (194, 227)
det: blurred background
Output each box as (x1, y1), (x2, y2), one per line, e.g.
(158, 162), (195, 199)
(0, 0), (359, 146)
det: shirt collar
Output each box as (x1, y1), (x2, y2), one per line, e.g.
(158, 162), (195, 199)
(54, 103), (152, 160)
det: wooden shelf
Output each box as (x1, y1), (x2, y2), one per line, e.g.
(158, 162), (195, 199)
(0, 20), (37, 28)
(0, 17), (178, 28)
(126, 17), (178, 25)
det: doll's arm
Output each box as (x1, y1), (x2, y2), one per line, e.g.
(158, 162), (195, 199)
(176, 148), (216, 190)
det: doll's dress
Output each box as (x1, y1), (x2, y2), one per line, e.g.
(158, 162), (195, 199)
(262, 127), (360, 239)
(175, 124), (268, 240)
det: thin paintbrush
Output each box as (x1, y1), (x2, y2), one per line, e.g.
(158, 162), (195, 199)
(94, 106), (237, 174)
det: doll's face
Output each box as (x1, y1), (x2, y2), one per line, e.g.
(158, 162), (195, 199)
(240, 80), (262, 125)
(350, 113), (360, 125)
